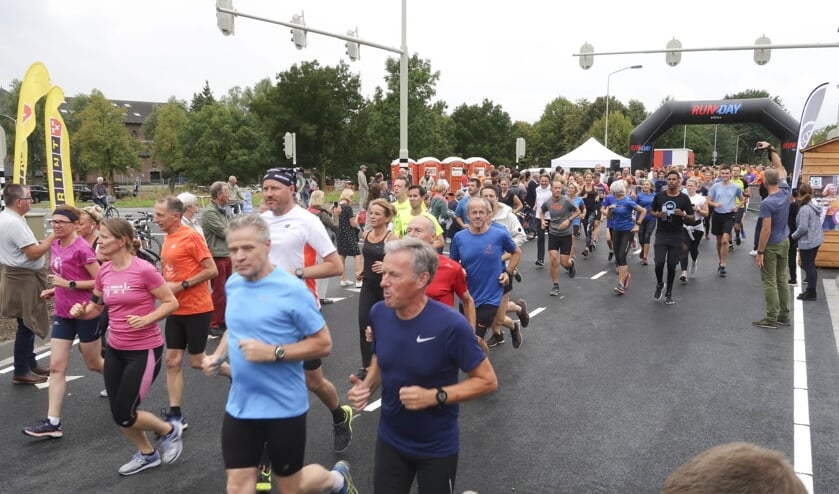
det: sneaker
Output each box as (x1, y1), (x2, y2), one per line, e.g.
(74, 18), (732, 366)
(486, 333), (505, 347)
(641, 258), (648, 266)
(118, 450), (162, 476)
(158, 420), (184, 464)
(735, 236), (742, 246)
(728, 242), (734, 252)
(510, 322), (523, 349)
(164, 410), (189, 431)
(749, 249), (758, 256)
(624, 272), (632, 289)
(513, 269), (522, 283)
(718, 265), (727, 277)
(535, 259), (545, 267)
(665, 294), (675, 305)
(614, 283), (626, 295)
(788, 279), (798, 286)
(741, 231), (747, 239)
(209, 327), (225, 337)
(332, 460), (358, 494)
(776, 319), (791, 327)
(679, 271), (688, 284)
(549, 285), (561, 296)
(582, 248), (589, 258)
(355, 281), (363, 288)
(689, 261), (697, 274)
(23, 418), (63, 439)
(653, 284), (664, 301)
(608, 251), (614, 261)
(340, 280), (354, 287)
(568, 259), (576, 278)
(99, 388), (108, 398)
(752, 318), (778, 329)
(517, 299), (530, 328)
(333, 405), (353, 452)
(256, 463), (272, 492)
(590, 241), (597, 252)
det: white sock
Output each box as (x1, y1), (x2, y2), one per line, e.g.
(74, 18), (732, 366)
(48, 416), (60, 426)
(331, 470), (345, 492)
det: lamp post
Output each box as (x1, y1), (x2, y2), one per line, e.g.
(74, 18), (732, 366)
(734, 133), (747, 165)
(604, 65), (642, 149)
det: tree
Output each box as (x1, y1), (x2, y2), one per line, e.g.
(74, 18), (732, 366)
(450, 99), (513, 165)
(145, 98), (188, 190)
(191, 81), (216, 113)
(73, 90), (140, 192)
(528, 97), (579, 167)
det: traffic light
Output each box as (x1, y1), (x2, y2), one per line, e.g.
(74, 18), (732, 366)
(290, 13), (307, 50)
(283, 132), (294, 159)
(215, 0), (235, 36)
(345, 29), (360, 62)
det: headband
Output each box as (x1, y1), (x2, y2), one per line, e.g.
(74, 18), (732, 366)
(263, 168), (295, 187)
(52, 208), (79, 222)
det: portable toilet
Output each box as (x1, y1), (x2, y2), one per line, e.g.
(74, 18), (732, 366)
(441, 157), (467, 189)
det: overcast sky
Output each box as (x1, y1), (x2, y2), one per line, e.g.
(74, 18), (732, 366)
(2, 0), (838, 136)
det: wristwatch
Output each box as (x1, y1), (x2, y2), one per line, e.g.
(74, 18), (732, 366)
(69, 280), (77, 290)
(436, 387), (448, 406)
(757, 251), (765, 255)
(274, 345), (286, 361)
(295, 268), (304, 279)
(181, 280), (190, 290)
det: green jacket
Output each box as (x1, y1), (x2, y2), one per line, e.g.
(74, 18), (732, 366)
(201, 201), (230, 257)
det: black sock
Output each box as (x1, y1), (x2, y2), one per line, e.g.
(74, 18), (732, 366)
(170, 406), (182, 417)
(143, 449), (157, 457)
(331, 406), (346, 424)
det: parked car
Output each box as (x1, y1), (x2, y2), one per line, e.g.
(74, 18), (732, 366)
(28, 185), (50, 204)
(73, 184), (93, 202)
(114, 185), (132, 199)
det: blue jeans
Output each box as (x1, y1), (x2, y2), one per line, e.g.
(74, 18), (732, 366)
(14, 318), (38, 376)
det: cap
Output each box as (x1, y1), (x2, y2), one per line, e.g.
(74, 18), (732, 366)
(263, 168), (295, 187)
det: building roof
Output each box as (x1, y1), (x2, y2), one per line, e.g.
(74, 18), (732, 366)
(61, 97), (163, 125)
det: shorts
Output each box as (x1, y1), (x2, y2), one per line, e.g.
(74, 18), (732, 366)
(222, 412), (306, 476)
(52, 315), (101, 343)
(711, 212), (735, 236)
(638, 220), (656, 245)
(303, 359), (322, 371)
(475, 304), (499, 338)
(374, 437), (459, 494)
(734, 207), (746, 224)
(104, 346), (163, 427)
(548, 233), (573, 255)
(164, 311), (212, 354)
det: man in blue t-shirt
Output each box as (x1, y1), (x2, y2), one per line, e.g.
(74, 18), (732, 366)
(707, 165), (744, 276)
(203, 215), (356, 494)
(752, 141), (791, 329)
(348, 237), (497, 493)
(450, 197), (521, 346)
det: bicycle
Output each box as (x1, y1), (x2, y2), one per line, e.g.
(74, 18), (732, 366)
(516, 207), (537, 241)
(126, 211), (161, 269)
(104, 203), (119, 218)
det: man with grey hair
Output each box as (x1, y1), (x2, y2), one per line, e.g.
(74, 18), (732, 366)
(348, 236), (497, 493)
(0, 184), (55, 384)
(752, 141), (791, 329)
(228, 175), (244, 215)
(202, 181), (232, 335)
(92, 176), (108, 209)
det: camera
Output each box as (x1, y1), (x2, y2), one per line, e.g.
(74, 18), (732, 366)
(333, 201), (339, 207)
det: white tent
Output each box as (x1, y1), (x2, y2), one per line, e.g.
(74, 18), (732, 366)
(550, 137), (630, 170)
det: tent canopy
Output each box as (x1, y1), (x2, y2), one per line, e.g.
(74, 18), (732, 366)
(550, 137), (630, 170)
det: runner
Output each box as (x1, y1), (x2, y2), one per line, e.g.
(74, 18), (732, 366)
(635, 179), (657, 265)
(650, 170), (695, 305)
(679, 178), (709, 283)
(603, 181), (645, 295)
(580, 172), (603, 258)
(540, 179), (579, 296)
(706, 165), (744, 277)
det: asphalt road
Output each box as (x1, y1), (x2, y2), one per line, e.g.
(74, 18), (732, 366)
(2, 213), (838, 493)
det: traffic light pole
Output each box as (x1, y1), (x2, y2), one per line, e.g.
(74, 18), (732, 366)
(216, 2), (410, 169)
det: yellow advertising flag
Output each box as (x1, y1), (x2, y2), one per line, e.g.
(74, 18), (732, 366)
(13, 62), (52, 185)
(44, 86), (73, 209)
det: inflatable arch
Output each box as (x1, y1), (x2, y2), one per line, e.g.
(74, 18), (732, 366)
(629, 98), (799, 173)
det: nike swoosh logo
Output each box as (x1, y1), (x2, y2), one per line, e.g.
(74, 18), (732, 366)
(416, 335), (437, 343)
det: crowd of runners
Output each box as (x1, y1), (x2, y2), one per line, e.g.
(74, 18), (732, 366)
(3, 140), (815, 492)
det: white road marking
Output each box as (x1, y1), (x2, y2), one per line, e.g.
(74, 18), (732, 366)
(791, 267), (813, 492)
(528, 307), (546, 318)
(364, 399), (382, 412)
(590, 270), (608, 280)
(34, 375), (83, 390)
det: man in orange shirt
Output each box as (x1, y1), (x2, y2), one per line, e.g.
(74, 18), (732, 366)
(155, 196), (219, 430)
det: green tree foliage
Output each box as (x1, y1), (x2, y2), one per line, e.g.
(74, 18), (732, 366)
(528, 97), (580, 166)
(73, 90), (141, 192)
(589, 112), (635, 154)
(450, 99), (513, 165)
(191, 81), (216, 113)
(145, 98), (189, 189)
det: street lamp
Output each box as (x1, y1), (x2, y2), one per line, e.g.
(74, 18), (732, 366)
(734, 133), (747, 165)
(604, 64), (642, 149)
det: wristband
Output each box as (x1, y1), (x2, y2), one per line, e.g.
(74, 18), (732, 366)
(90, 294), (103, 305)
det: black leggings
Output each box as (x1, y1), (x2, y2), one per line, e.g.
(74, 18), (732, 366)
(104, 346), (163, 427)
(612, 230), (634, 266)
(788, 238), (798, 281)
(357, 280), (383, 368)
(374, 437), (458, 494)
(680, 230), (704, 270)
(654, 232), (682, 291)
(799, 246), (820, 291)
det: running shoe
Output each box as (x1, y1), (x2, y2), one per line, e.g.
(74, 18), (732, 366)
(510, 322), (523, 349)
(332, 460), (358, 494)
(513, 268), (522, 283)
(118, 450), (162, 476)
(689, 261), (697, 274)
(256, 463), (272, 492)
(728, 242), (734, 252)
(164, 410), (189, 431)
(608, 251), (614, 261)
(582, 248), (589, 258)
(640, 258), (648, 266)
(653, 284), (664, 301)
(333, 405), (353, 452)
(340, 280), (354, 287)
(788, 279), (798, 286)
(614, 284), (625, 295)
(735, 235), (742, 246)
(549, 285), (561, 296)
(590, 241), (597, 252)
(776, 318), (791, 327)
(741, 231), (747, 239)
(517, 299), (530, 328)
(487, 333), (506, 347)
(568, 259), (576, 278)
(624, 272), (631, 289)
(665, 294), (675, 305)
(353, 367), (368, 382)
(535, 259), (545, 267)
(718, 265), (727, 277)
(23, 418), (63, 439)
(749, 249), (758, 256)
(100, 388), (108, 398)
(752, 318), (778, 329)
(158, 420), (184, 464)
(355, 282), (363, 288)
(679, 271), (688, 284)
